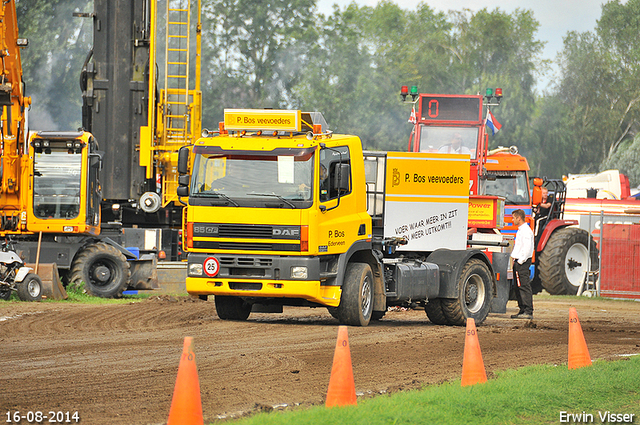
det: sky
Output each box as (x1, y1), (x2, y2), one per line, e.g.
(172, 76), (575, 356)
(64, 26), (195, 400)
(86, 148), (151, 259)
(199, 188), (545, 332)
(316, 0), (608, 90)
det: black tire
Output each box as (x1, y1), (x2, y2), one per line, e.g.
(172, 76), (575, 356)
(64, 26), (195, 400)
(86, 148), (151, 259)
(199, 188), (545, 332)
(538, 227), (598, 295)
(425, 298), (448, 325)
(336, 262), (374, 326)
(0, 286), (12, 300)
(70, 242), (130, 298)
(16, 273), (43, 302)
(333, 308), (384, 321)
(326, 306), (339, 320)
(215, 296), (251, 321)
(371, 310), (386, 321)
(441, 259), (493, 326)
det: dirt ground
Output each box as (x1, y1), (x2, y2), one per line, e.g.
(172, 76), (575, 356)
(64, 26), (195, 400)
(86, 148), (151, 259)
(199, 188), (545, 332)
(1, 295), (639, 425)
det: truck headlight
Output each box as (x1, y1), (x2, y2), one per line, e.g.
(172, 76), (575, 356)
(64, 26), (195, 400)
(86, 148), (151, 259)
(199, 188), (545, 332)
(291, 266), (308, 279)
(189, 263), (203, 276)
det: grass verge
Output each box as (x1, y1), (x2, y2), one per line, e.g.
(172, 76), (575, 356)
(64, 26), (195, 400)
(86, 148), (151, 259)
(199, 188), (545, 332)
(226, 356), (640, 425)
(0, 281), (155, 304)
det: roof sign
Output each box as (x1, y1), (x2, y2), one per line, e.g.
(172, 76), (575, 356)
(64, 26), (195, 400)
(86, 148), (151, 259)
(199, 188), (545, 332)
(224, 109), (302, 132)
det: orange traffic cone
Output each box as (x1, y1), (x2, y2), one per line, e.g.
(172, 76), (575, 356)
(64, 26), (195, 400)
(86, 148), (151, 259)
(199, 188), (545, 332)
(326, 326), (357, 407)
(167, 337), (204, 425)
(568, 307), (592, 369)
(461, 318), (488, 387)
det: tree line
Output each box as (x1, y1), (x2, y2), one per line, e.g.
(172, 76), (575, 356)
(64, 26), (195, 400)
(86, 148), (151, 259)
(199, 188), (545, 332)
(15, 0), (640, 187)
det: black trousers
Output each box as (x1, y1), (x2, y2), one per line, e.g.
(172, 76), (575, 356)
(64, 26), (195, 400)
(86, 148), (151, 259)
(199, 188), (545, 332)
(513, 258), (533, 314)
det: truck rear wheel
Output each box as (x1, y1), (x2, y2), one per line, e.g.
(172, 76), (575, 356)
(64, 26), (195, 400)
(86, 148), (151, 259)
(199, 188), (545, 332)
(538, 227), (598, 295)
(17, 273), (43, 302)
(336, 262), (373, 326)
(425, 299), (448, 325)
(371, 310), (386, 321)
(442, 259), (492, 326)
(70, 242), (130, 298)
(215, 296), (251, 321)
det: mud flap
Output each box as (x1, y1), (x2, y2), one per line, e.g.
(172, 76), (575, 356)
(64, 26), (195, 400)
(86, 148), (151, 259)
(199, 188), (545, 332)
(128, 254), (159, 290)
(489, 253), (510, 314)
(26, 263), (67, 300)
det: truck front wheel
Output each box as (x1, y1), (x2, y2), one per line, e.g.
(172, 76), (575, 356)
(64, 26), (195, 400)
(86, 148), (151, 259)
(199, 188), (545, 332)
(215, 296), (251, 321)
(336, 262), (373, 326)
(70, 242), (130, 298)
(442, 259), (492, 326)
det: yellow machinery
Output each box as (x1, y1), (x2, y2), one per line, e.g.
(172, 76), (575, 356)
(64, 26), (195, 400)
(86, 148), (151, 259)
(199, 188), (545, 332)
(139, 0), (202, 211)
(79, 0), (202, 256)
(0, 0), (30, 231)
(0, 0), (203, 298)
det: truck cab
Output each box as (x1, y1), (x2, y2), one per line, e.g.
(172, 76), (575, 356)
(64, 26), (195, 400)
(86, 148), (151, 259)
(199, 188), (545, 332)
(26, 131), (102, 236)
(181, 110), (375, 322)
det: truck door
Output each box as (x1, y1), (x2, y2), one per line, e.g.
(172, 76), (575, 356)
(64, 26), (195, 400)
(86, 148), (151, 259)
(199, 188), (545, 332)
(317, 145), (361, 254)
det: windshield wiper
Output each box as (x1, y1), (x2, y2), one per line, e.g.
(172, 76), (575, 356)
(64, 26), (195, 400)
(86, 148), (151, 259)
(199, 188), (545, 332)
(194, 191), (239, 206)
(247, 192), (296, 208)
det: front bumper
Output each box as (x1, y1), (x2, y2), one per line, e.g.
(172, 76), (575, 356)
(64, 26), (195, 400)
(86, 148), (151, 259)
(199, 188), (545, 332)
(186, 277), (342, 307)
(186, 253), (341, 307)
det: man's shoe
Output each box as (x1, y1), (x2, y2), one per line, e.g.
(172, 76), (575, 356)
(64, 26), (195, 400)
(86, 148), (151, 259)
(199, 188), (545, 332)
(510, 312), (524, 318)
(511, 313), (533, 320)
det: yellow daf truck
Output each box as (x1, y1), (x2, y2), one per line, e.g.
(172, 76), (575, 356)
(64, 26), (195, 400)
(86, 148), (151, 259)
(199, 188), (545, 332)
(177, 109), (509, 326)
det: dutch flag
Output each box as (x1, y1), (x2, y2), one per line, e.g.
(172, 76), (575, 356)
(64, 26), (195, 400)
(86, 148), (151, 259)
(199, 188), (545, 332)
(408, 106), (416, 124)
(485, 110), (502, 135)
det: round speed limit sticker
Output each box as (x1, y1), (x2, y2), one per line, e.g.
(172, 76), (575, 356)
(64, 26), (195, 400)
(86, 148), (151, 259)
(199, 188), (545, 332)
(203, 257), (220, 277)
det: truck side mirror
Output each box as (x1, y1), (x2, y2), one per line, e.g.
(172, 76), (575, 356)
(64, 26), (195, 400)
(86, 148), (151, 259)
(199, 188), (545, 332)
(334, 163), (350, 191)
(177, 186), (189, 197)
(178, 146), (190, 174)
(178, 174), (190, 186)
(177, 174), (190, 197)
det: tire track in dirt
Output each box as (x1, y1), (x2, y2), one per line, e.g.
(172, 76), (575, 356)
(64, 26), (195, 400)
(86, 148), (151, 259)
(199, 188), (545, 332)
(1, 297), (639, 424)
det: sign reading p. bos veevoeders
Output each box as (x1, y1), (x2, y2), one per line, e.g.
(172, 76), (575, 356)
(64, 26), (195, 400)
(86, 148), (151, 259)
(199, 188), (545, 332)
(224, 109), (301, 132)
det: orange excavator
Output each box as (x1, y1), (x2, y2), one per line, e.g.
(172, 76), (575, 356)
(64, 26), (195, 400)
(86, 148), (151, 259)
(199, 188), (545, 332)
(1, 0), (203, 299)
(0, 0), (157, 299)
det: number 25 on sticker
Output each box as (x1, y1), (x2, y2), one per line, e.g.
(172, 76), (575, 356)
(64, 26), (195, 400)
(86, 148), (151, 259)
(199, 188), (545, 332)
(204, 257), (220, 277)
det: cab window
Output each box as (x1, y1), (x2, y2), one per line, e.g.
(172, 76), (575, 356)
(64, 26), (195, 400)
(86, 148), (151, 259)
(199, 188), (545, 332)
(319, 146), (351, 202)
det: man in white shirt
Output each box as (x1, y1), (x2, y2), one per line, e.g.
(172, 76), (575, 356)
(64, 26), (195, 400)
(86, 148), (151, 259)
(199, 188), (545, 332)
(438, 133), (471, 154)
(510, 209), (534, 319)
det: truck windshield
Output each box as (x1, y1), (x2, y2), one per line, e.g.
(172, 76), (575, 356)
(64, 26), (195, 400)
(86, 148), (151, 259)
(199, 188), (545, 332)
(190, 147), (314, 208)
(33, 149), (82, 219)
(417, 126), (478, 159)
(481, 171), (530, 205)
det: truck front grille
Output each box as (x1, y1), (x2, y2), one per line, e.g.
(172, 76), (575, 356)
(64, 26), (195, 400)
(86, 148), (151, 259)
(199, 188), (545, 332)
(218, 224), (272, 238)
(192, 223), (302, 252)
(193, 241), (300, 251)
(218, 257), (273, 267)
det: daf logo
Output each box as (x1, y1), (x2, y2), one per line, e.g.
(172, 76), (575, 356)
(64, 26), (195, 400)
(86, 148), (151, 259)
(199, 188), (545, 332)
(273, 228), (299, 237)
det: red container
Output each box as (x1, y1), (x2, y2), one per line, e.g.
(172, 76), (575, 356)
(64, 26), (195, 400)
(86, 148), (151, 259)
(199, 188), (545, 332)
(600, 223), (640, 299)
